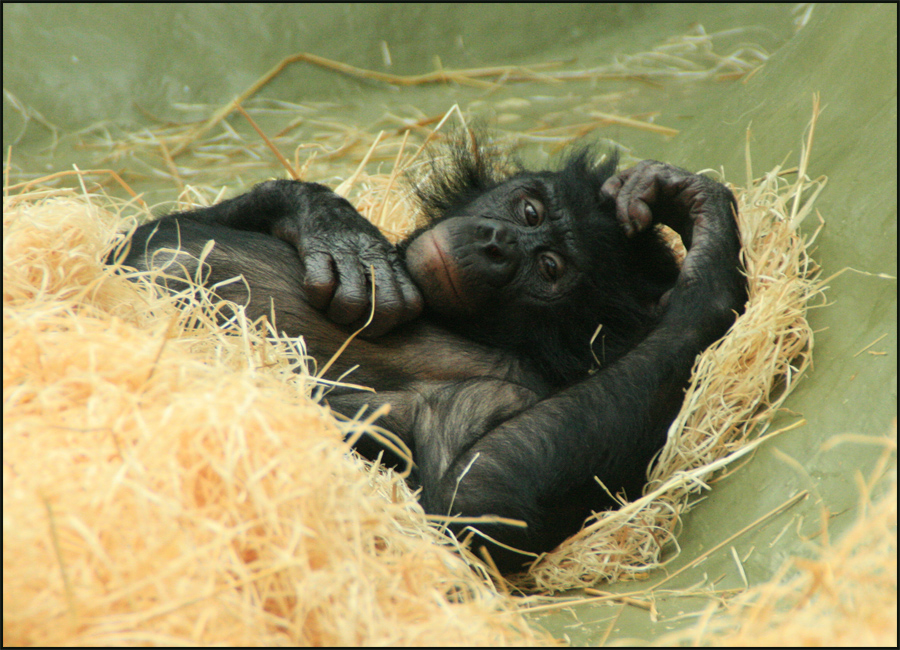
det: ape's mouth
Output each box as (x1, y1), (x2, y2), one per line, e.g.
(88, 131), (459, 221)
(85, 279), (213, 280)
(427, 233), (463, 301)
(405, 230), (466, 309)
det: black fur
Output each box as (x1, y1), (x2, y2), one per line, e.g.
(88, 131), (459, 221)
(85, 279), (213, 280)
(111, 134), (746, 573)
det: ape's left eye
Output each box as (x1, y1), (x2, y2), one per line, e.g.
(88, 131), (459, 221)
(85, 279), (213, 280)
(538, 253), (564, 282)
(521, 198), (544, 226)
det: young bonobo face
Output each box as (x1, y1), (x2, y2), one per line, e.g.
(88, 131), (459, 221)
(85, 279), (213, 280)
(403, 174), (596, 321)
(400, 147), (679, 382)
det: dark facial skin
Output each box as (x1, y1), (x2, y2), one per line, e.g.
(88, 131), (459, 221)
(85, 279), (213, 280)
(404, 180), (578, 320)
(111, 137), (745, 573)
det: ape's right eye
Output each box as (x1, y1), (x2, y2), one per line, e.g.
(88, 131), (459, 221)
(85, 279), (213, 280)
(521, 197), (545, 227)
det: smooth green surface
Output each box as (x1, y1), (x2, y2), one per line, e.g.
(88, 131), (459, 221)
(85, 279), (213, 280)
(4, 4), (896, 644)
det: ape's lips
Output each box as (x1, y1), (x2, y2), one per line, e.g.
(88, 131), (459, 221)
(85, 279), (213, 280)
(426, 232), (463, 300)
(406, 229), (465, 305)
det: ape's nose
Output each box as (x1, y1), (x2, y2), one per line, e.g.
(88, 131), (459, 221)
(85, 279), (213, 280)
(473, 218), (516, 263)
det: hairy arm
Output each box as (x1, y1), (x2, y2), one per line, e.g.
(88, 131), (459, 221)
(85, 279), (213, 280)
(118, 180), (422, 336)
(416, 163), (747, 572)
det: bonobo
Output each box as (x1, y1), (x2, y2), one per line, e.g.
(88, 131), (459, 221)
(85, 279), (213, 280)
(113, 136), (746, 573)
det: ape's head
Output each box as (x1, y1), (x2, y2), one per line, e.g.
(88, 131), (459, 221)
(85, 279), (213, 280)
(401, 134), (680, 385)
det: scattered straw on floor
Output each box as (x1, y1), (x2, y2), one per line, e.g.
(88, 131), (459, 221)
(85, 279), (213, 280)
(669, 429), (897, 647)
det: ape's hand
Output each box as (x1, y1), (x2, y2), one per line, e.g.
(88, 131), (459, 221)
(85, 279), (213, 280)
(602, 161), (745, 336)
(259, 181), (424, 337)
(600, 161), (737, 252)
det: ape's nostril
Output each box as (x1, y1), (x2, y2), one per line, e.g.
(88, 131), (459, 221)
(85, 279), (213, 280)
(484, 242), (503, 261)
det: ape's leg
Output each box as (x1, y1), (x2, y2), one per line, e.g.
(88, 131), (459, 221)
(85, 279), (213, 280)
(116, 217), (320, 334)
(328, 378), (541, 481)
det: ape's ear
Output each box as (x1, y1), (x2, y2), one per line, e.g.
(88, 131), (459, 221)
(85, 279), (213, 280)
(408, 128), (520, 224)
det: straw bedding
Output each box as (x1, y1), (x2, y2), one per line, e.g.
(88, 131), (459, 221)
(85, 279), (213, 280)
(2, 191), (547, 645)
(4, 130), (827, 643)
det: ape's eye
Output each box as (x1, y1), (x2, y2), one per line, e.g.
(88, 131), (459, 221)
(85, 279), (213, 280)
(521, 197), (544, 226)
(538, 253), (564, 282)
